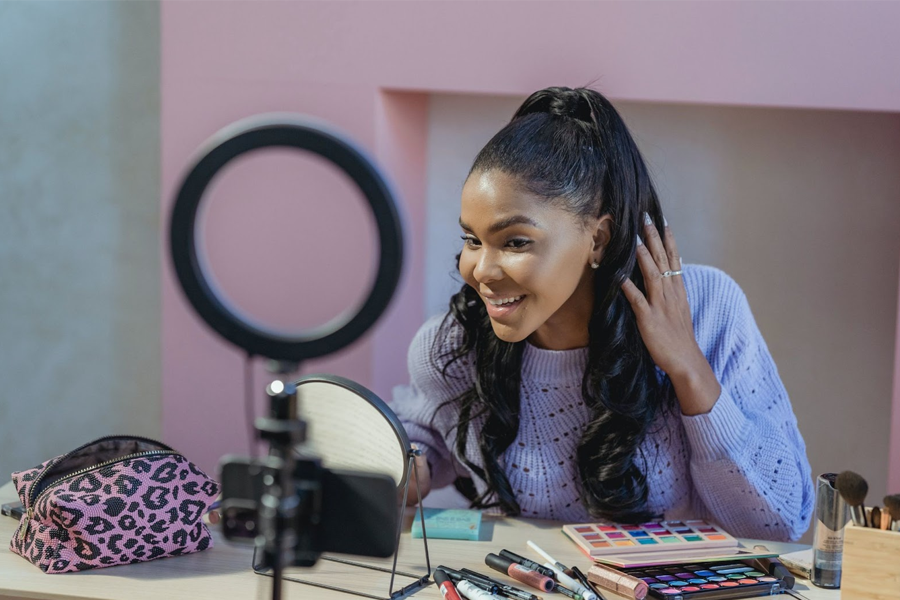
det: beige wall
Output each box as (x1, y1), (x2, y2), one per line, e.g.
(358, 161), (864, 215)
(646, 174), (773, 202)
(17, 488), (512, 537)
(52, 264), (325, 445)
(0, 2), (161, 480)
(423, 94), (900, 538)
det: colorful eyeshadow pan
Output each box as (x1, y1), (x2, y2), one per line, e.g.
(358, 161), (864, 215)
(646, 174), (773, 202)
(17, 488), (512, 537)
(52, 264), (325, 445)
(562, 518), (737, 558)
(621, 559), (784, 599)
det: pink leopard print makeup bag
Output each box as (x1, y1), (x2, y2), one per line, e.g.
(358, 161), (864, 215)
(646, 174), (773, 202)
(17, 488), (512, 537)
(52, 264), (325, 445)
(9, 435), (219, 573)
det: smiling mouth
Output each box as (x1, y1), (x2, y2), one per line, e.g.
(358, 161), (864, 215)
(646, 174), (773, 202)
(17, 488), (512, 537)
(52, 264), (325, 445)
(486, 295), (524, 306)
(483, 294), (526, 318)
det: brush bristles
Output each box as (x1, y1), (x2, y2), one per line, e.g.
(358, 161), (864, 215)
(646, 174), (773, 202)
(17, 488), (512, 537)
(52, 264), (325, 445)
(884, 494), (900, 520)
(835, 471), (868, 507)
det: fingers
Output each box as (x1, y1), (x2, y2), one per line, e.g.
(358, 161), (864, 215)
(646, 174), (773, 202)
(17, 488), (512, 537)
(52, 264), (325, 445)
(641, 212), (670, 275)
(662, 217), (682, 272)
(661, 217), (688, 302)
(621, 277), (649, 316)
(636, 230), (663, 302)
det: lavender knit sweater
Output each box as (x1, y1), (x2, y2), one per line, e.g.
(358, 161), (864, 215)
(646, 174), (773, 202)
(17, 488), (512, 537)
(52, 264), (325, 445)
(390, 265), (814, 542)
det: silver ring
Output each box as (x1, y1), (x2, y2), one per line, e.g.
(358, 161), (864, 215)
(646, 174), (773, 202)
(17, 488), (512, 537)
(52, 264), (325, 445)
(661, 269), (683, 278)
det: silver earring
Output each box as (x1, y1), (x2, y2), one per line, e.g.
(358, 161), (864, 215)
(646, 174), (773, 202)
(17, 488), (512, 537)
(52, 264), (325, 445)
(591, 262), (600, 269)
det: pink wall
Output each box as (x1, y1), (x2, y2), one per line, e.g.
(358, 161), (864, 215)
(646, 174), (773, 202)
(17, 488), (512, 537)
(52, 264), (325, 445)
(161, 1), (900, 486)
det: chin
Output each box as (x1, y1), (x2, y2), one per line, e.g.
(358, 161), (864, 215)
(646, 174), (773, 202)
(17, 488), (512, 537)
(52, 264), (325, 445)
(489, 320), (531, 343)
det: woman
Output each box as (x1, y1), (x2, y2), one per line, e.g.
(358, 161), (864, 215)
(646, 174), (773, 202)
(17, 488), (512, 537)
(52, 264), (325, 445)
(391, 86), (813, 541)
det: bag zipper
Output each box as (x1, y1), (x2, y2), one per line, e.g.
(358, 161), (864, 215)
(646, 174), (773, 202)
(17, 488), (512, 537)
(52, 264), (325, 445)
(18, 435), (178, 541)
(18, 449), (179, 541)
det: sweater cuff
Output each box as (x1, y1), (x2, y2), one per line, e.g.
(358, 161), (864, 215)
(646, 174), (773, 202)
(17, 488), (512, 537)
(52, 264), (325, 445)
(680, 390), (751, 463)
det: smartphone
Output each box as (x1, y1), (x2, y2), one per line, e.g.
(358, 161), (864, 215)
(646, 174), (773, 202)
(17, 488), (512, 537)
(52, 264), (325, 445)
(219, 456), (399, 562)
(1, 501), (24, 520)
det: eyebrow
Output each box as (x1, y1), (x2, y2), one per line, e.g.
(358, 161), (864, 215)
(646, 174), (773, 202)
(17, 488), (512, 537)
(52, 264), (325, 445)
(458, 215), (540, 234)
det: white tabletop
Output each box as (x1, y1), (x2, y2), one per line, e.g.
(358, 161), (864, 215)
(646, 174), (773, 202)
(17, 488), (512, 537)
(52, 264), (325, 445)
(0, 482), (837, 600)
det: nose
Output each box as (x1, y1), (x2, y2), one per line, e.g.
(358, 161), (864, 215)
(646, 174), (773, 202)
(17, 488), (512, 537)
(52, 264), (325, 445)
(472, 247), (503, 284)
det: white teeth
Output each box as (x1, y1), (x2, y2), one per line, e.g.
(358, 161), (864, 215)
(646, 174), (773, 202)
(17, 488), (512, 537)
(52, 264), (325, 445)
(487, 295), (523, 306)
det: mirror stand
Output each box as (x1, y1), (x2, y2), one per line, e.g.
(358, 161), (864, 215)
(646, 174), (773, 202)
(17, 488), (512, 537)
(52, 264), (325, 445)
(251, 449), (432, 600)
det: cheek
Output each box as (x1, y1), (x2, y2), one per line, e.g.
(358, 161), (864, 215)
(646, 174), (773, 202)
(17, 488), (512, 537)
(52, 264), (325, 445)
(458, 251), (476, 287)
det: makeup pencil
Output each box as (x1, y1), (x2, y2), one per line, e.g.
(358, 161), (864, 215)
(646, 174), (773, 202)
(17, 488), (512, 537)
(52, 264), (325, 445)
(526, 540), (598, 600)
(434, 569), (464, 600)
(460, 567), (542, 600)
(437, 566), (499, 594)
(571, 566), (606, 600)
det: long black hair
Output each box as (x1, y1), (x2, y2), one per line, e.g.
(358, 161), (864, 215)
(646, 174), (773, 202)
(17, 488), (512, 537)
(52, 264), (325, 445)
(434, 86), (672, 523)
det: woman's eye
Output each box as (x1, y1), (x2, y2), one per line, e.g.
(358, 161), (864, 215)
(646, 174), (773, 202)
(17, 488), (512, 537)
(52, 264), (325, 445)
(460, 235), (480, 248)
(507, 238), (532, 249)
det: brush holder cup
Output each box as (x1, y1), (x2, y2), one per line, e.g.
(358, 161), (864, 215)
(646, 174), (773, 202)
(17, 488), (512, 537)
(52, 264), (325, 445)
(842, 523), (900, 600)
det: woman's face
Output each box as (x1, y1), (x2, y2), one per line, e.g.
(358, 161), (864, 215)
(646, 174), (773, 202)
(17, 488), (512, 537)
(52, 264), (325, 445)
(458, 170), (608, 350)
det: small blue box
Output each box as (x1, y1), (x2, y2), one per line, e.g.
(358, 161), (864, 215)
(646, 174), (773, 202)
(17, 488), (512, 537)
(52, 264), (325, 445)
(411, 508), (483, 541)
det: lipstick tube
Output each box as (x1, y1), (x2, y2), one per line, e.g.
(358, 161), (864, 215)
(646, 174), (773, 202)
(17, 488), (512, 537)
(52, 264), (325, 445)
(486, 553), (555, 592)
(587, 563), (648, 600)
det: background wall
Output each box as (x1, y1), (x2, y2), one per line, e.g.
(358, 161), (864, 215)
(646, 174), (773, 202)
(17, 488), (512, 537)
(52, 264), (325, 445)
(0, 1), (161, 480)
(1, 1), (898, 543)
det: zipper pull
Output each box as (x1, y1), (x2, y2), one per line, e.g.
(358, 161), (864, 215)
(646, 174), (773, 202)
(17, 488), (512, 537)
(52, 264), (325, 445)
(17, 508), (33, 541)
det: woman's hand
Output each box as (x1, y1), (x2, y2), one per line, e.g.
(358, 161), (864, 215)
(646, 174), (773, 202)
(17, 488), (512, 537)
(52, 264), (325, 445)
(620, 213), (721, 415)
(403, 444), (432, 506)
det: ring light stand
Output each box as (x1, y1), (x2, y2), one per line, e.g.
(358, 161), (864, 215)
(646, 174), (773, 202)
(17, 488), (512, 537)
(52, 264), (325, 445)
(169, 114), (430, 600)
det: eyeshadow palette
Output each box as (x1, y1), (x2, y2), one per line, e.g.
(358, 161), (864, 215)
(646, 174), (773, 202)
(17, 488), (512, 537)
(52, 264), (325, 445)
(562, 520), (737, 557)
(621, 560), (784, 600)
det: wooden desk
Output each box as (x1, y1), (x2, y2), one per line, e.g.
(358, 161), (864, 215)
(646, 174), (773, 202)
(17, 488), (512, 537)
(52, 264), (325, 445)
(0, 483), (837, 600)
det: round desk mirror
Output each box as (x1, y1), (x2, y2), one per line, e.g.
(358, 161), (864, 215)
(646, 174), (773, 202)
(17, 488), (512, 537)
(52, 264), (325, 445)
(294, 374), (411, 488)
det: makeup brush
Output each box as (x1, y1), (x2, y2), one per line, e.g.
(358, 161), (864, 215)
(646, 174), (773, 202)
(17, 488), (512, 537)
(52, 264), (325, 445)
(884, 494), (900, 529)
(835, 470), (868, 527)
(870, 506), (882, 530)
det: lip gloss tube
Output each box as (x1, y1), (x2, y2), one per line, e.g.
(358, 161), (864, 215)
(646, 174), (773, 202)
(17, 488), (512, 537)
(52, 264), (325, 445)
(486, 553), (555, 592)
(499, 549), (558, 579)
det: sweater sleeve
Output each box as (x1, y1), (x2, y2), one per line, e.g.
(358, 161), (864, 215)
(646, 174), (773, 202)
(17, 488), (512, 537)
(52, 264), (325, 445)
(388, 314), (472, 490)
(679, 267), (814, 541)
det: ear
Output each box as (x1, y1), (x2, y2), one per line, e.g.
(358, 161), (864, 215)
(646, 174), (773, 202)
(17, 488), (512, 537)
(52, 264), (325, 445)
(590, 215), (614, 263)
